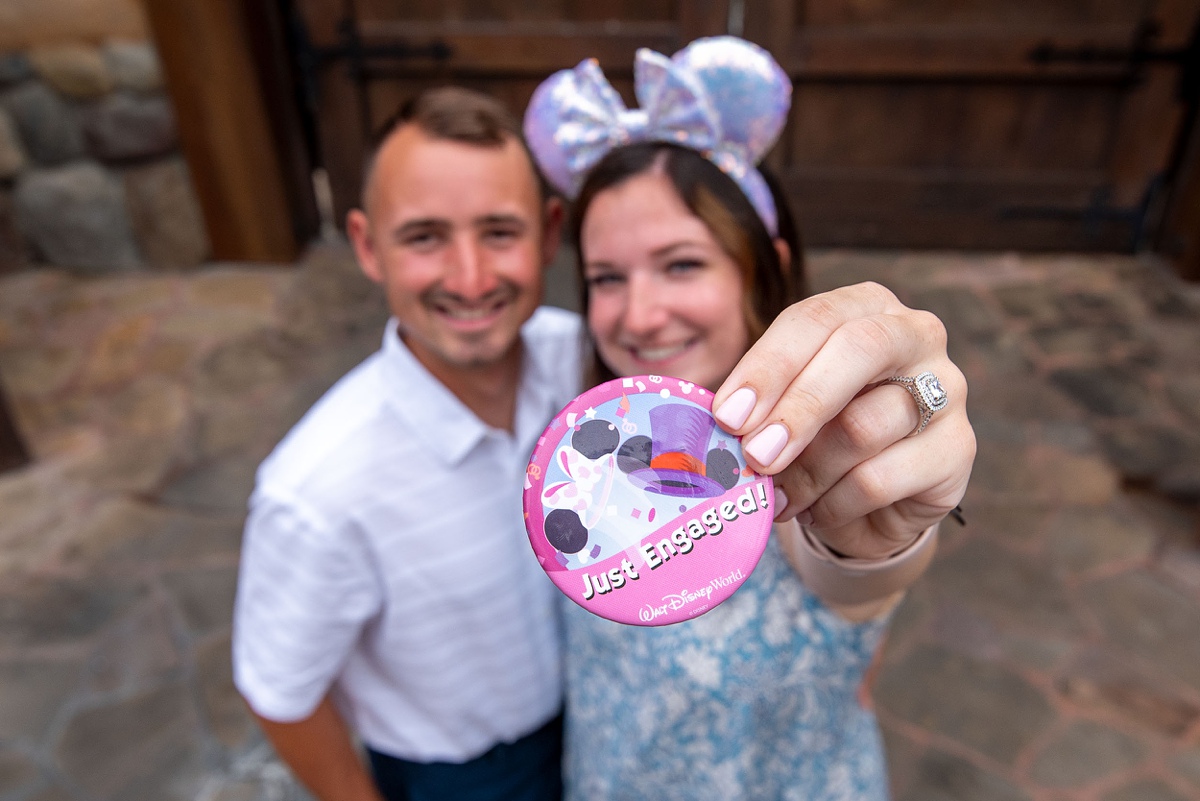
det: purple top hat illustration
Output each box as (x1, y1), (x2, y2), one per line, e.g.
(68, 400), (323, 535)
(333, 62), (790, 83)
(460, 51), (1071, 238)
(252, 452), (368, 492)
(628, 404), (726, 497)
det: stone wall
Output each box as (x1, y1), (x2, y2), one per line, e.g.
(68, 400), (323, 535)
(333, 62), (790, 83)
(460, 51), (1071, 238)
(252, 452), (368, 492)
(0, 1), (211, 276)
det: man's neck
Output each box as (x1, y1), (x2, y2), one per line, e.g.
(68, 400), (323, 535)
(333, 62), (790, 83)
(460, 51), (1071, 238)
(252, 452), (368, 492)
(415, 343), (524, 433)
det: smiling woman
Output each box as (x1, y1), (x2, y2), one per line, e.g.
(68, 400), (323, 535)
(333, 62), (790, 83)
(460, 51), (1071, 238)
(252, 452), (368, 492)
(573, 142), (801, 391)
(580, 164), (752, 392)
(524, 35), (975, 801)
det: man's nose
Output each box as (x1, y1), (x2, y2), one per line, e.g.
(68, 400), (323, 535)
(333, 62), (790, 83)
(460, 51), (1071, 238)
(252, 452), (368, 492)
(444, 236), (499, 299)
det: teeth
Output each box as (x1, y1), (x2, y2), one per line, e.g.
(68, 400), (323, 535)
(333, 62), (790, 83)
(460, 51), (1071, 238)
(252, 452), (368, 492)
(442, 307), (495, 321)
(634, 344), (687, 361)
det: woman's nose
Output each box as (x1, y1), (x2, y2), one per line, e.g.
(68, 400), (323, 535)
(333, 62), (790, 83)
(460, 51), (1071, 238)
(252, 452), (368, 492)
(620, 275), (669, 334)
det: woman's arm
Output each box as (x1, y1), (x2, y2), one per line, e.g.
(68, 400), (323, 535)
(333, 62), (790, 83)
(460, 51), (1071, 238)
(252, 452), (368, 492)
(776, 518), (937, 622)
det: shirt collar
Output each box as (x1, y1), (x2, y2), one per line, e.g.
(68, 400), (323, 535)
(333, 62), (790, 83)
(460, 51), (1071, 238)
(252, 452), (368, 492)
(379, 318), (490, 467)
(378, 313), (568, 468)
(512, 315), (568, 459)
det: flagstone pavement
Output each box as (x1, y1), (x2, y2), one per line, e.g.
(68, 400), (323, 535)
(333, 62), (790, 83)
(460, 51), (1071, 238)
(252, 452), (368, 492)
(0, 243), (1198, 801)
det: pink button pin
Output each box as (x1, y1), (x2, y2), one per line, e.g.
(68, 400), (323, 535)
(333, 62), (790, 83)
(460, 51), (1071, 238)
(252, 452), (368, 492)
(524, 375), (774, 626)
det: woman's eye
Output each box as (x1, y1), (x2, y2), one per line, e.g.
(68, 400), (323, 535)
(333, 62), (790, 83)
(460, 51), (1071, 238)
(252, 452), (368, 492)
(585, 273), (624, 288)
(667, 259), (704, 274)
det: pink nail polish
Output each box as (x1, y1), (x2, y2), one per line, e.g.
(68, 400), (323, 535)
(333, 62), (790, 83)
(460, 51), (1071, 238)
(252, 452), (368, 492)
(715, 386), (756, 430)
(745, 423), (788, 466)
(773, 486), (789, 511)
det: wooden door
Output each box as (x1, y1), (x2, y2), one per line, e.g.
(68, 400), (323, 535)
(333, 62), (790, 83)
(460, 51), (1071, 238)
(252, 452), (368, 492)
(292, 0), (731, 223)
(0, 382), (28, 474)
(742, 0), (1200, 250)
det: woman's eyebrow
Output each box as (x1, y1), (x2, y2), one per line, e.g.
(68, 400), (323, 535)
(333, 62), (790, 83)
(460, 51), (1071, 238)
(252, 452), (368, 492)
(582, 259), (616, 273)
(650, 240), (706, 258)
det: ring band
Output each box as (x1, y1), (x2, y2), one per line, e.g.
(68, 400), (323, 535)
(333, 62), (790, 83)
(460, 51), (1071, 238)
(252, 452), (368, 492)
(886, 371), (948, 436)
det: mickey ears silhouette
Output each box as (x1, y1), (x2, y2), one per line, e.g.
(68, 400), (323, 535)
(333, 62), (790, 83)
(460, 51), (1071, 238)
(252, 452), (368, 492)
(545, 508), (589, 554)
(571, 406), (739, 498)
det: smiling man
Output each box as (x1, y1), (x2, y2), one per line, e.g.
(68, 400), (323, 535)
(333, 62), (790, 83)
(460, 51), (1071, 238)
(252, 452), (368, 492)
(349, 120), (552, 425)
(232, 88), (581, 801)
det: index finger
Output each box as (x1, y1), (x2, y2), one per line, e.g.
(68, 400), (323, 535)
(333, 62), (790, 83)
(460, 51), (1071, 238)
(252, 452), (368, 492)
(713, 282), (908, 434)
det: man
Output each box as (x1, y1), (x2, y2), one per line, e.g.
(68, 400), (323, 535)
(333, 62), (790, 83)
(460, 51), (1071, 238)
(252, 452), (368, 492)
(232, 87), (579, 801)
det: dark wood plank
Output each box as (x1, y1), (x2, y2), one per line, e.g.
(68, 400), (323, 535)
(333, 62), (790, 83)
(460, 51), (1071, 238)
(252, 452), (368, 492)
(142, 0), (301, 262)
(0, 382), (28, 474)
(308, 0), (727, 220)
(786, 82), (1121, 172)
(1106, 2), (1200, 206)
(779, 26), (1139, 78)
(356, 22), (681, 71)
(243, 0), (322, 244)
(783, 167), (1135, 251)
(678, 0), (730, 43)
(355, 0), (679, 23)
(294, 0), (373, 223)
(802, 0), (1142, 27)
(1160, 109), (1200, 280)
(738, 0), (1200, 250)
(312, 64), (371, 224)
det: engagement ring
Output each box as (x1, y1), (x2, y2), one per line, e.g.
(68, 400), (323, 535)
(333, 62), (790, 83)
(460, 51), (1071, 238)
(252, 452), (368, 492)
(886, 372), (948, 436)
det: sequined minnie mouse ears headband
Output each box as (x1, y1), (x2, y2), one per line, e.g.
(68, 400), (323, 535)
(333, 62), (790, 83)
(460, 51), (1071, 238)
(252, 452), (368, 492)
(523, 36), (792, 235)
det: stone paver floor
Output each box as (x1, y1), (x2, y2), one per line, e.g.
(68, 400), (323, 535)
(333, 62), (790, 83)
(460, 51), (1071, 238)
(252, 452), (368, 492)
(0, 244), (1198, 801)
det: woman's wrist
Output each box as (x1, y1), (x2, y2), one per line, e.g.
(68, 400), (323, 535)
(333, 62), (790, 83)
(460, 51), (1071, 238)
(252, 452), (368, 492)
(781, 520), (939, 606)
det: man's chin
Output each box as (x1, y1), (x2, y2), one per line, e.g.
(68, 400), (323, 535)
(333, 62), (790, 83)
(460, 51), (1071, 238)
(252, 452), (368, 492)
(440, 335), (522, 371)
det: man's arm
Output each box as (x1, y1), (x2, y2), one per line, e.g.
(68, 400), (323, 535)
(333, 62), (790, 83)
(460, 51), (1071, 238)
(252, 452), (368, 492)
(251, 694), (385, 801)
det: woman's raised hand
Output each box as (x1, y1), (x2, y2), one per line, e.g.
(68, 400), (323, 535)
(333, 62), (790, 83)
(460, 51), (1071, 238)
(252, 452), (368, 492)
(713, 282), (976, 560)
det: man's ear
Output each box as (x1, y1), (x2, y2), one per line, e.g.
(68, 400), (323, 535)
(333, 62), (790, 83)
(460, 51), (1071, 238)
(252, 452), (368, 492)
(773, 237), (792, 273)
(540, 196), (565, 270)
(347, 208), (383, 284)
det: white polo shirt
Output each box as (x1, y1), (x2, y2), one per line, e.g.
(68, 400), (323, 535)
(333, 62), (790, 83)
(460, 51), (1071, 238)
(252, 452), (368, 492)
(233, 307), (583, 762)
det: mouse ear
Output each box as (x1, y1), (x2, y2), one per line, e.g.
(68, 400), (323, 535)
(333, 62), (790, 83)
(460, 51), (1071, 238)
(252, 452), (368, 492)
(616, 435), (653, 473)
(573, 419), (621, 459)
(545, 508), (589, 554)
(706, 447), (742, 491)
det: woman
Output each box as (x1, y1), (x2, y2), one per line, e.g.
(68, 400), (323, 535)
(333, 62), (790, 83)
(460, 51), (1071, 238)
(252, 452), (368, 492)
(526, 38), (975, 800)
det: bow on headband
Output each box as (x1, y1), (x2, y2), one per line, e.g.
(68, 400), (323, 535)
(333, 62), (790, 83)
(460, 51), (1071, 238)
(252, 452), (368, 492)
(524, 36), (792, 235)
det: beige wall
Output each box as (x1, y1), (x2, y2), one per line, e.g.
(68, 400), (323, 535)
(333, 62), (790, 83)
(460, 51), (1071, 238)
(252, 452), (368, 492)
(0, 0), (146, 50)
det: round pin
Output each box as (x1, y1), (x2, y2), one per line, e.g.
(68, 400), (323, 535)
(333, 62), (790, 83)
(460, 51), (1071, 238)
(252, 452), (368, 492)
(523, 375), (774, 626)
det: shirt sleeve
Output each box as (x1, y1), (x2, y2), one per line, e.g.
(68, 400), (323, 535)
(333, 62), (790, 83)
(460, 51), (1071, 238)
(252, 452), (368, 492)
(232, 489), (384, 722)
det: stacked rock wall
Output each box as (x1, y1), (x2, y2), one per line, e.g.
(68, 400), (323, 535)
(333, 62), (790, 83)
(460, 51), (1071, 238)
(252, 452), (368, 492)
(0, 5), (211, 276)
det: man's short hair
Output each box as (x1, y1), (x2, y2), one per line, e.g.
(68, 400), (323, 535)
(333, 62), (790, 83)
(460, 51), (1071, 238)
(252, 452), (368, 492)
(362, 86), (547, 201)
(375, 86), (522, 148)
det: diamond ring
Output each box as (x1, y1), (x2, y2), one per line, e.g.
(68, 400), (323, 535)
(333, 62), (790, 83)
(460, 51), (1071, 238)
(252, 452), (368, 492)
(886, 371), (949, 436)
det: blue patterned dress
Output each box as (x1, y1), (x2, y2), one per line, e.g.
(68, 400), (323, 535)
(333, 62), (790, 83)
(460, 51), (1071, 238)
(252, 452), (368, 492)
(562, 534), (892, 801)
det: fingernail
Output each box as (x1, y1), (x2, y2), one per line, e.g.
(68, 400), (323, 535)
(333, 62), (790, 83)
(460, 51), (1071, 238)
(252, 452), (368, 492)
(796, 508), (814, 526)
(745, 423), (788, 466)
(715, 386), (756, 431)
(773, 486), (789, 510)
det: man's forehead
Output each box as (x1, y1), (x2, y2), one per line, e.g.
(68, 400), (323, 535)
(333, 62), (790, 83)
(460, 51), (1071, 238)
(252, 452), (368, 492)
(375, 125), (538, 187)
(367, 125), (542, 219)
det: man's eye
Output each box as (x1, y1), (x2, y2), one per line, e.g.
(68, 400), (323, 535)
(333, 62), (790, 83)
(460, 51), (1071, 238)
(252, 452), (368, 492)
(402, 231), (441, 249)
(483, 228), (520, 244)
